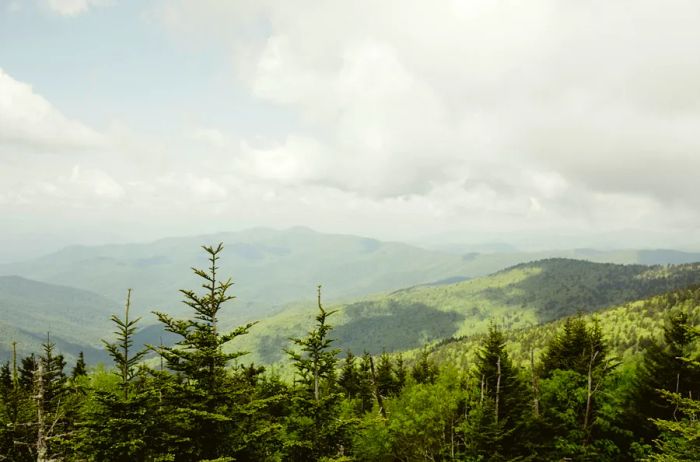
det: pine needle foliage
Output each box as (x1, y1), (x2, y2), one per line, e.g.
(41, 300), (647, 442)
(150, 243), (259, 461)
(153, 243), (256, 393)
(103, 289), (147, 399)
(286, 286), (340, 402)
(284, 286), (351, 461)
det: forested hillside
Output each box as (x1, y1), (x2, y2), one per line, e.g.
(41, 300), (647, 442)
(240, 258), (700, 363)
(429, 284), (700, 370)
(0, 244), (698, 461)
(0, 276), (116, 363)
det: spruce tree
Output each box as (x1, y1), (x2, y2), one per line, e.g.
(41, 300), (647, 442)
(471, 323), (530, 459)
(358, 352), (375, 413)
(0, 348), (34, 462)
(77, 289), (158, 461)
(411, 349), (439, 385)
(628, 309), (700, 442)
(18, 354), (36, 391)
(339, 350), (360, 398)
(71, 351), (87, 379)
(33, 335), (73, 461)
(284, 286), (348, 461)
(152, 243), (258, 461)
(394, 353), (407, 391)
(541, 316), (607, 377)
(649, 356), (700, 461)
(536, 317), (618, 460)
(375, 352), (399, 397)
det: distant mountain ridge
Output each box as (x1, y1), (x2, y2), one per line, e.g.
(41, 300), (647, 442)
(3, 228), (700, 322)
(0, 227), (485, 320)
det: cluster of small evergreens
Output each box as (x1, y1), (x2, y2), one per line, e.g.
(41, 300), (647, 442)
(0, 244), (698, 461)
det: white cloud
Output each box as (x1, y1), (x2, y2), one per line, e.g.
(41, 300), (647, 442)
(188, 128), (231, 149)
(0, 68), (103, 150)
(68, 165), (125, 200)
(45, 0), (111, 17)
(4, 1), (700, 252)
(155, 1), (700, 211)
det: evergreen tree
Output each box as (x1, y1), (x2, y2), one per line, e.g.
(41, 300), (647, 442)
(536, 317), (619, 460)
(0, 347), (34, 462)
(18, 354), (36, 391)
(33, 335), (74, 461)
(76, 289), (158, 462)
(394, 354), (407, 391)
(0, 362), (11, 397)
(103, 290), (147, 399)
(152, 243), (259, 461)
(649, 359), (700, 461)
(471, 323), (530, 459)
(339, 350), (360, 398)
(38, 335), (67, 414)
(541, 316), (607, 377)
(375, 352), (398, 398)
(357, 352), (375, 413)
(411, 349), (439, 385)
(284, 286), (349, 461)
(628, 309), (700, 442)
(71, 351), (87, 379)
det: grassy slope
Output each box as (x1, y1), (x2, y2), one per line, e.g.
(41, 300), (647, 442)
(428, 284), (700, 371)
(237, 259), (700, 364)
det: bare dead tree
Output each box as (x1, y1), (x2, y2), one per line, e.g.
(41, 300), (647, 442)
(530, 348), (540, 418)
(583, 350), (600, 438)
(480, 374), (485, 406)
(369, 355), (387, 419)
(34, 361), (47, 462)
(495, 355), (501, 424)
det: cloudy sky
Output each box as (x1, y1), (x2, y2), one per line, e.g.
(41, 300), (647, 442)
(2, 0), (700, 260)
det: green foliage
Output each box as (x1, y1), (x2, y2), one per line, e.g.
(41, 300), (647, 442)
(74, 290), (161, 461)
(150, 243), (265, 461)
(411, 348), (440, 385)
(242, 259), (700, 365)
(0, 276), (116, 364)
(284, 287), (353, 461)
(71, 351), (87, 379)
(625, 303), (700, 443)
(2, 244), (700, 461)
(103, 289), (147, 398)
(650, 389), (700, 461)
(541, 316), (608, 377)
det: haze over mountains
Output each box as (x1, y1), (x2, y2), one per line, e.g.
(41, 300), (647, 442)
(2, 227), (700, 365)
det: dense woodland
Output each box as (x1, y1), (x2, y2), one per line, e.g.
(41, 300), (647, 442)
(1, 245), (699, 461)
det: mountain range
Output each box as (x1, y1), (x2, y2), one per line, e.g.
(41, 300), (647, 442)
(2, 227), (700, 365)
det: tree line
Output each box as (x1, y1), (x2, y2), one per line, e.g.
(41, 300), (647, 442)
(0, 244), (698, 461)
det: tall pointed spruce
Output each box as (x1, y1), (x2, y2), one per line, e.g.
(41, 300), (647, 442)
(152, 243), (257, 461)
(285, 286), (348, 461)
(77, 289), (157, 462)
(103, 289), (147, 399)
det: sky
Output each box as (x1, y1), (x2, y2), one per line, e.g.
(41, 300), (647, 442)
(2, 0), (700, 261)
